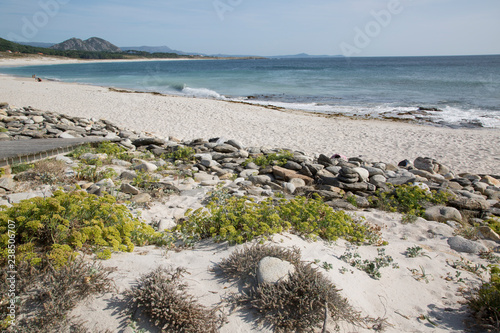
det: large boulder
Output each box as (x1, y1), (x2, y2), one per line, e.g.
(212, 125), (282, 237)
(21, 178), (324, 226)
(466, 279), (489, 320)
(447, 236), (488, 254)
(272, 166), (314, 185)
(257, 257), (296, 284)
(424, 206), (462, 223)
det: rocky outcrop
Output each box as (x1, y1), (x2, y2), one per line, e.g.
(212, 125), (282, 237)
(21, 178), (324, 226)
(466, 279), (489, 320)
(50, 37), (122, 52)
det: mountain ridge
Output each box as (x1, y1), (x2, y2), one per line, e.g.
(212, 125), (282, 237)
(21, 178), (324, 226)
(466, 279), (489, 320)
(51, 37), (122, 52)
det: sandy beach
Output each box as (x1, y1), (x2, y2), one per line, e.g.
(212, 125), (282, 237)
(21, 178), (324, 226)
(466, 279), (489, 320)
(1, 57), (500, 333)
(0, 61), (498, 175)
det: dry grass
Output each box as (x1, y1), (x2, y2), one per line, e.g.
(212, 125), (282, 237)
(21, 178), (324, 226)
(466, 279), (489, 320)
(1, 259), (114, 333)
(127, 266), (225, 333)
(218, 244), (383, 332)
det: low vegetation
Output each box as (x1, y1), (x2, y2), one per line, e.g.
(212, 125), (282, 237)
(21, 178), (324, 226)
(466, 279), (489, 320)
(127, 266), (224, 333)
(218, 245), (382, 332)
(178, 194), (379, 245)
(466, 265), (500, 331)
(243, 150), (294, 168)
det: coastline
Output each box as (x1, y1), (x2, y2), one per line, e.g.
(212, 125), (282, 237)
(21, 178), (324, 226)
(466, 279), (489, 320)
(0, 60), (499, 175)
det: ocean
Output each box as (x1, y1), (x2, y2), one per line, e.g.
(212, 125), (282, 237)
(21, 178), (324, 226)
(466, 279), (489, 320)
(1, 55), (499, 128)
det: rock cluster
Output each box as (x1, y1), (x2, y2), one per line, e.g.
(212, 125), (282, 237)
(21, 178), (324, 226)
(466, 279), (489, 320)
(1, 105), (500, 249)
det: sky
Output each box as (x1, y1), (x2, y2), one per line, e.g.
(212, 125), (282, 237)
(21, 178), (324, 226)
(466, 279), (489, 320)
(1, 0), (499, 57)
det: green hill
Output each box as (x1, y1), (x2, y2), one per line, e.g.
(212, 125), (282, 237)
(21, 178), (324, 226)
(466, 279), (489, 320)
(0, 37), (189, 60)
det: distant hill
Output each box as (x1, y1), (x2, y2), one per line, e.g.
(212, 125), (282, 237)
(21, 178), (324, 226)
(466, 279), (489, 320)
(18, 41), (55, 48)
(51, 37), (121, 52)
(121, 45), (191, 55)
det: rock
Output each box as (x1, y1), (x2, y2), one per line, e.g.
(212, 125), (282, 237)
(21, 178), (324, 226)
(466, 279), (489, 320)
(448, 197), (490, 211)
(318, 154), (334, 166)
(451, 178), (472, 187)
(111, 159), (132, 167)
(134, 162), (158, 173)
(283, 182), (296, 194)
(32, 116), (44, 123)
(353, 167), (369, 182)
(6, 191), (50, 204)
(370, 175), (387, 184)
(132, 137), (165, 147)
(120, 170), (138, 180)
(201, 159), (219, 168)
(59, 132), (75, 139)
(248, 174), (273, 186)
(121, 183), (140, 195)
(272, 166), (313, 185)
(257, 257), (296, 285)
(386, 176), (416, 186)
(194, 173), (219, 183)
(87, 185), (102, 196)
(55, 155), (74, 164)
(326, 199), (357, 210)
(240, 169), (259, 178)
(226, 139), (244, 150)
(289, 178), (306, 188)
(283, 161), (302, 171)
(447, 236), (488, 254)
(398, 159), (413, 168)
(131, 193), (152, 204)
(425, 206), (462, 223)
(0, 133), (10, 141)
(478, 226), (500, 242)
(0, 177), (15, 191)
(414, 157), (438, 174)
(482, 175), (500, 187)
(214, 144), (238, 153)
(95, 178), (115, 188)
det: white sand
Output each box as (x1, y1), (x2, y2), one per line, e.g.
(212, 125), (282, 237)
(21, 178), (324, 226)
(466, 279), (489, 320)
(0, 73), (499, 175)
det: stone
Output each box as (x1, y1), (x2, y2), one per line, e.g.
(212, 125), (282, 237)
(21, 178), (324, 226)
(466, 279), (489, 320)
(111, 159), (132, 167)
(353, 167), (369, 182)
(289, 178), (306, 188)
(424, 206), (462, 223)
(6, 191), (51, 204)
(257, 257), (296, 285)
(131, 193), (152, 204)
(386, 177), (416, 186)
(226, 139), (244, 150)
(318, 154), (334, 166)
(120, 170), (138, 180)
(134, 162), (158, 173)
(326, 166), (342, 175)
(370, 175), (387, 184)
(87, 185), (102, 196)
(272, 166), (314, 185)
(248, 174), (273, 186)
(214, 144), (238, 153)
(448, 197), (490, 211)
(283, 161), (302, 171)
(0, 177), (16, 191)
(121, 183), (140, 195)
(0, 133), (10, 141)
(326, 199), (357, 210)
(55, 155), (74, 164)
(240, 169), (259, 178)
(132, 137), (166, 147)
(201, 159), (219, 168)
(478, 226), (500, 242)
(95, 178), (115, 188)
(447, 236), (488, 254)
(194, 172), (219, 183)
(414, 157), (438, 174)
(59, 132), (75, 139)
(283, 182), (296, 194)
(398, 159), (413, 168)
(482, 175), (500, 187)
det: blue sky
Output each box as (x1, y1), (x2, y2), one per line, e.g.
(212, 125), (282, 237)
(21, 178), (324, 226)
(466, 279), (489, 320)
(1, 0), (499, 56)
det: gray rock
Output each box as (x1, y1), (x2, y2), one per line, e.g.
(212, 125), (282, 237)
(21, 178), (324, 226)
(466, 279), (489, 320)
(120, 170), (138, 180)
(95, 178), (115, 188)
(283, 182), (296, 194)
(414, 157), (438, 174)
(257, 257), (296, 285)
(448, 197), (490, 211)
(326, 199), (357, 210)
(425, 206), (462, 223)
(386, 176), (416, 186)
(284, 161), (302, 171)
(326, 166), (342, 175)
(214, 144), (238, 153)
(226, 139), (244, 150)
(55, 155), (74, 164)
(0, 177), (16, 191)
(370, 175), (387, 184)
(132, 137), (165, 147)
(134, 162), (158, 173)
(289, 178), (306, 188)
(201, 159), (219, 168)
(248, 174), (273, 186)
(353, 167), (370, 182)
(447, 236), (488, 254)
(194, 172), (219, 183)
(131, 193), (152, 204)
(59, 132), (75, 139)
(240, 169), (259, 178)
(121, 183), (140, 195)
(111, 159), (132, 167)
(6, 191), (51, 204)
(478, 226), (500, 242)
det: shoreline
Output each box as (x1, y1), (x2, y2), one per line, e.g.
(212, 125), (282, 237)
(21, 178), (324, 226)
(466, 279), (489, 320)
(1, 67), (499, 174)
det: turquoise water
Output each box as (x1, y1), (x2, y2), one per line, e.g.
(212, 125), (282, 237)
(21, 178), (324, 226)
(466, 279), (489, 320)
(1, 55), (499, 128)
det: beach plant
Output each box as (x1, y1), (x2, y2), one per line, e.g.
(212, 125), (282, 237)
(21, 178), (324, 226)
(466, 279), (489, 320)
(408, 265), (432, 283)
(405, 246), (431, 259)
(178, 195), (378, 245)
(447, 257), (488, 279)
(127, 266), (224, 333)
(0, 190), (162, 269)
(466, 265), (500, 331)
(167, 146), (196, 162)
(339, 247), (398, 280)
(0, 258), (114, 332)
(242, 150), (294, 168)
(217, 244), (380, 332)
(10, 162), (34, 174)
(486, 217), (500, 236)
(74, 162), (117, 183)
(14, 159), (68, 185)
(370, 184), (449, 217)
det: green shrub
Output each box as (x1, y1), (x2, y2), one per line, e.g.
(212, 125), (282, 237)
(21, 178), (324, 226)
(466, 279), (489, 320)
(243, 150), (294, 168)
(74, 162), (117, 183)
(127, 266), (223, 333)
(10, 163), (34, 174)
(371, 184), (449, 217)
(0, 190), (160, 267)
(0, 127), (7, 133)
(486, 217), (500, 236)
(167, 146), (195, 162)
(467, 265), (500, 331)
(178, 195), (376, 245)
